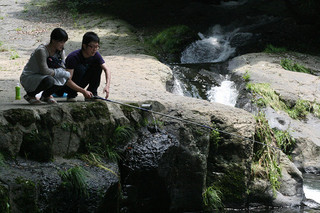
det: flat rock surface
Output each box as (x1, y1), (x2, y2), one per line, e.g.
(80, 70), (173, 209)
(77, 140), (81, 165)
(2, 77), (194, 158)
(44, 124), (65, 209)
(0, 0), (254, 134)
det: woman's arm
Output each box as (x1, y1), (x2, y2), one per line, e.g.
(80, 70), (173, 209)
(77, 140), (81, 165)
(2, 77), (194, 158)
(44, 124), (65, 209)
(34, 47), (55, 76)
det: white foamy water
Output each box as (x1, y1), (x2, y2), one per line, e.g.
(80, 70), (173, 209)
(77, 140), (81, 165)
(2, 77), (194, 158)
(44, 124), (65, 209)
(172, 78), (184, 95)
(304, 185), (320, 204)
(207, 76), (238, 107)
(172, 76), (201, 99)
(181, 25), (237, 64)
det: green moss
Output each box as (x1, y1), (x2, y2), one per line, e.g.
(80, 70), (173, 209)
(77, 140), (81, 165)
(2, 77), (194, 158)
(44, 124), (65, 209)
(212, 166), (247, 205)
(71, 102), (110, 122)
(61, 122), (78, 133)
(3, 109), (36, 127)
(151, 25), (197, 54)
(14, 177), (39, 213)
(70, 103), (94, 122)
(83, 120), (114, 143)
(87, 102), (110, 119)
(209, 128), (221, 151)
(0, 184), (10, 213)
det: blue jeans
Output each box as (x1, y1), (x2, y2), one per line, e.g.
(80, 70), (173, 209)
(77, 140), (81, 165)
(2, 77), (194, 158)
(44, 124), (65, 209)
(65, 63), (102, 98)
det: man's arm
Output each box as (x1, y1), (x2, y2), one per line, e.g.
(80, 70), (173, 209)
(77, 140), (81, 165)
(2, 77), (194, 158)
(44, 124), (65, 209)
(65, 79), (92, 98)
(101, 63), (111, 99)
(66, 68), (74, 79)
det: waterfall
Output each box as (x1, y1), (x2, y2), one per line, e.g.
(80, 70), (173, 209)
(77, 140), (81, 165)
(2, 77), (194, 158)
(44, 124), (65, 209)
(172, 75), (202, 99)
(172, 78), (185, 96)
(173, 24), (245, 106)
(206, 75), (238, 107)
(180, 25), (237, 64)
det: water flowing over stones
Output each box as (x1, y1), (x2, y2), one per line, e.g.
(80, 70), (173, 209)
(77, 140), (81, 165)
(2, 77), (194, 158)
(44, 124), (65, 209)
(1, 0), (319, 211)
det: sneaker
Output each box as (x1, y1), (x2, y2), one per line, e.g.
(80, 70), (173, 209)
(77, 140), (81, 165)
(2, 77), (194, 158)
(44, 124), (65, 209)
(40, 95), (57, 104)
(24, 94), (42, 104)
(67, 97), (77, 102)
(52, 92), (67, 98)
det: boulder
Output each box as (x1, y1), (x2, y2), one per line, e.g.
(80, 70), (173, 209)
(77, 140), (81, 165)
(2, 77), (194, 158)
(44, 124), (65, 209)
(229, 52), (320, 173)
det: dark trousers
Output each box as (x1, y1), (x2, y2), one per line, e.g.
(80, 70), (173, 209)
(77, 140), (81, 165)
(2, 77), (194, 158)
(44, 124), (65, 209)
(65, 63), (102, 98)
(28, 76), (61, 98)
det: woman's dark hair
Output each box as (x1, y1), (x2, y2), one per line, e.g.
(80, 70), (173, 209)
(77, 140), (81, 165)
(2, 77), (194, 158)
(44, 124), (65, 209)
(50, 28), (68, 43)
(82, 32), (100, 46)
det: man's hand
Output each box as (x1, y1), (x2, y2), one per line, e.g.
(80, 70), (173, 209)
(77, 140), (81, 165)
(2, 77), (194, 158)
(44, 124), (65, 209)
(103, 85), (109, 99)
(82, 90), (93, 99)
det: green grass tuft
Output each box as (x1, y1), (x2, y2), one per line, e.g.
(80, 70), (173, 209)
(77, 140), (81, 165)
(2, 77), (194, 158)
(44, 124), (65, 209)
(246, 83), (287, 111)
(254, 113), (282, 197)
(202, 185), (224, 211)
(242, 70), (251, 82)
(59, 166), (89, 198)
(280, 58), (313, 74)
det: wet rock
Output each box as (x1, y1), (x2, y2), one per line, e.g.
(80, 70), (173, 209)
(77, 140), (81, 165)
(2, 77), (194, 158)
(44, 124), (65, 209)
(0, 157), (120, 213)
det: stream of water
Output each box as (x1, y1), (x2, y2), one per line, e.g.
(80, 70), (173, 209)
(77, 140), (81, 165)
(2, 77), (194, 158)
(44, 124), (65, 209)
(171, 11), (320, 211)
(172, 24), (245, 107)
(206, 74), (238, 106)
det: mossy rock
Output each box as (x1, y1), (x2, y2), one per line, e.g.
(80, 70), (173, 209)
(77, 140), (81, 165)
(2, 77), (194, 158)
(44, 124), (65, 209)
(20, 130), (53, 162)
(79, 119), (117, 154)
(70, 103), (95, 122)
(3, 109), (36, 127)
(209, 166), (248, 207)
(151, 25), (199, 60)
(87, 101), (110, 119)
(13, 177), (39, 213)
(119, 103), (144, 127)
(70, 102), (110, 122)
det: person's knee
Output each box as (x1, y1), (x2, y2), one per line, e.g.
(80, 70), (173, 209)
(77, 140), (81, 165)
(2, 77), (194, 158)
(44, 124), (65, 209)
(43, 76), (55, 86)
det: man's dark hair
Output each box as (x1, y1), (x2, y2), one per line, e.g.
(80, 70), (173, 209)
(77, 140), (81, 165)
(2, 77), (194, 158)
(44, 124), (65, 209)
(82, 32), (100, 46)
(50, 28), (68, 43)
